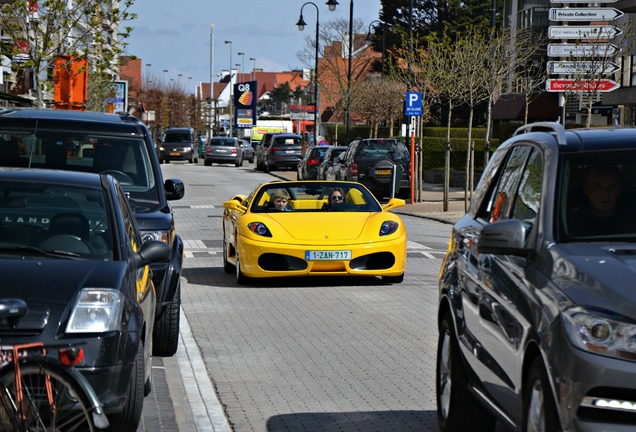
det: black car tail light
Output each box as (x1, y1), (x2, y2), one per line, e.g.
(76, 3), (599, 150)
(308, 159), (319, 166)
(351, 163), (359, 176)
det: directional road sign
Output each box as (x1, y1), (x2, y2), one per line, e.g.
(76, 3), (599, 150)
(405, 91), (423, 117)
(546, 79), (619, 92)
(547, 43), (618, 57)
(547, 60), (620, 75)
(548, 25), (622, 40)
(549, 8), (623, 22)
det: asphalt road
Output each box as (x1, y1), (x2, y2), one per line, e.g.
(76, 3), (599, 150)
(139, 161), (455, 432)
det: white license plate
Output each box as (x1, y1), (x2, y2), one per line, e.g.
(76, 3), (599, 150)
(285, 150), (296, 154)
(305, 250), (351, 261)
(216, 149), (227, 153)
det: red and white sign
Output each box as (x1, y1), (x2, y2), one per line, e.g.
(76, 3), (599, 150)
(546, 79), (619, 92)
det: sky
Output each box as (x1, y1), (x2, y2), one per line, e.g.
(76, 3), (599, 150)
(125, 0), (383, 93)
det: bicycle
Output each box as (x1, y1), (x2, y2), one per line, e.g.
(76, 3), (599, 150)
(0, 298), (110, 431)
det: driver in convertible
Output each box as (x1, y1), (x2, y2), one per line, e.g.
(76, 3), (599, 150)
(322, 187), (345, 211)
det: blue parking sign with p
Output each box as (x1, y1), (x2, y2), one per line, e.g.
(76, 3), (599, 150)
(405, 91), (423, 117)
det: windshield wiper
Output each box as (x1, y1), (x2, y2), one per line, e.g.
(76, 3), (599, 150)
(0, 246), (80, 259)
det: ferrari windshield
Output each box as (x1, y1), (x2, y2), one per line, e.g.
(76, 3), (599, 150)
(250, 181), (382, 213)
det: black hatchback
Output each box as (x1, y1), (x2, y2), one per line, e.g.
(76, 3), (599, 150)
(0, 169), (170, 431)
(0, 109), (186, 359)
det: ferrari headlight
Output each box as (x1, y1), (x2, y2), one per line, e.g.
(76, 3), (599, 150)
(247, 222), (272, 237)
(380, 220), (399, 236)
(141, 229), (172, 247)
(563, 307), (636, 360)
(66, 289), (122, 333)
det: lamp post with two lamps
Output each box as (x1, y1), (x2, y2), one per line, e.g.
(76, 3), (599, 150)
(326, 0), (353, 145)
(296, 2), (320, 147)
(224, 40), (233, 137)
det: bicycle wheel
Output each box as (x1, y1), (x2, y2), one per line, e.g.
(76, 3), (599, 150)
(1, 362), (96, 432)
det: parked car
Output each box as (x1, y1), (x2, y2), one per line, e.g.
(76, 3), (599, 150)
(317, 145), (348, 180)
(204, 137), (244, 166)
(297, 146), (330, 180)
(337, 138), (411, 200)
(239, 139), (254, 163)
(262, 133), (303, 173)
(222, 180), (406, 284)
(0, 168), (170, 431)
(255, 132), (282, 171)
(0, 108), (186, 358)
(437, 122), (636, 432)
(158, 127), (198, 164)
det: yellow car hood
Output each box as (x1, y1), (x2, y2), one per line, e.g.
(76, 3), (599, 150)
(265, 212), (372, 241)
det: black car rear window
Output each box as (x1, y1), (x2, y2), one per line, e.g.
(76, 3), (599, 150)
(358, 140), (410, 161)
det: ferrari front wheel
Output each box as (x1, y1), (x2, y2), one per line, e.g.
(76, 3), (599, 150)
(222, 235), (233, 274)
(236, 255), (251, 285)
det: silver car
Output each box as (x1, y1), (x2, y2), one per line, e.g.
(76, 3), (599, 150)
(437, 122), (636, 432)
(204, 137), (244, 167)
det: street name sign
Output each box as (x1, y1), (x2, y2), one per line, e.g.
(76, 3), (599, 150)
(546, 79), (619, 92)
(547, 60), (620, 75)
(548, 25), (621, 40)
(549, 8), (623, 22)
(547, 43), (618, 57)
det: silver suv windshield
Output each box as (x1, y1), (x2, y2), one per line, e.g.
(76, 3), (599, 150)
(560, 151), (636, 241)
(0, 131), (159, 211)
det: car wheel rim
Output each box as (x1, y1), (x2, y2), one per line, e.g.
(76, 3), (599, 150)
(526, 379), (545, 432)
(438, 328), (452, 419)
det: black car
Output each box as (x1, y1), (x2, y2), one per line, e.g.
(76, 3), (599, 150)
(255, 131), (281, 171)
(297, 145), (330, 180)
(158, 127), (199, 164)
(0, 108), (186, 358)
(437, 122), (636, 432)
(0, 169), (170, 431)
(262, 133), (303, 173)
(338, 138), (411, 200)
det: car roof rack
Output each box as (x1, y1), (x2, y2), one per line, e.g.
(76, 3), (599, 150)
(513, 122), (567, 145)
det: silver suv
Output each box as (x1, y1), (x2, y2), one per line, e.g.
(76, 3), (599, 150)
(437, 122), (636, 431)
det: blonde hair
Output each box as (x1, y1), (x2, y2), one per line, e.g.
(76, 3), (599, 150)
(272, 189), (290, 200)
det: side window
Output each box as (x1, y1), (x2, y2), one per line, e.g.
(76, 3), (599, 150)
(511, 149), (543, 228)
(486, 146), (531, 223)
(116, 186), (141, 252)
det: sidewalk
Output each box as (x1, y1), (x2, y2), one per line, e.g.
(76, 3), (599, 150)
(270, 171), (468, 225)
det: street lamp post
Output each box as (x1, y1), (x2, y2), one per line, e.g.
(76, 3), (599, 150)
(224, 40), (233, 137)
(365, 20), (385, 75)
(297, 2), (320, 147)
(249, 57), (256, 81)
(145, 63), (152, 85)
(209, 23), (215, 139)
(326, 0), (353, 145)
(238, 52), (245, 77)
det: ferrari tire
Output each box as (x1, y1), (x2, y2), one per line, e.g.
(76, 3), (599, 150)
(382, 274), (404, 284)
(236, 255), (251, 285)
(436, 311), (496, 432)
(223, 234), (234, 274)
